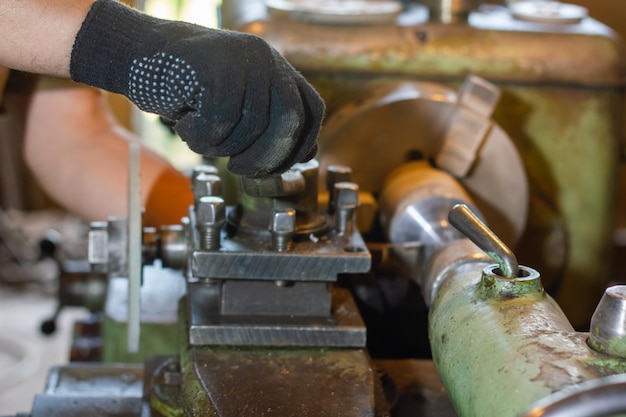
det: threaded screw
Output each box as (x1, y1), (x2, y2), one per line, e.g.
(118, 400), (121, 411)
(326, 165), (352, 214)
(195, 196), (225, 251)
(269, 209), (296, 252)
(334, 182), (359, 236)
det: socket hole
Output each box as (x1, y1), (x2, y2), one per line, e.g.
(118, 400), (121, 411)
(493, 267), (530, 278)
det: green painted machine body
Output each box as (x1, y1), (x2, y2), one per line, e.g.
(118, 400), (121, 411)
(229, 3), (626, 328)
(426, 251), (626, 417)
(102, 316), (178, 363)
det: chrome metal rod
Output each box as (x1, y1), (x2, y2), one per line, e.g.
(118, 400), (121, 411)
(448, 204), (519, 278)
(127, 142), (142, 353)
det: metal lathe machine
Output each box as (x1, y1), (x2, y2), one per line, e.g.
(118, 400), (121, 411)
(12, 1), (626, 416)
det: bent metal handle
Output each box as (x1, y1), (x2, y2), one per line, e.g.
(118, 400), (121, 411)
(448, 203), (519, 278)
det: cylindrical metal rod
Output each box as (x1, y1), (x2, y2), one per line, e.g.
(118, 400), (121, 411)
(448, 203), (519, 278)
(127, 142), (142, 354)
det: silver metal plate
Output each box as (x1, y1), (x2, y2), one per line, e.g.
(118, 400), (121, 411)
(265, 0), (402, 24)
(509, 1), (587, 24)
(188, 287), (367, 347)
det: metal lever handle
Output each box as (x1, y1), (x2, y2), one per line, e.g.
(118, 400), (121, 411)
(448, 204), (519, 278)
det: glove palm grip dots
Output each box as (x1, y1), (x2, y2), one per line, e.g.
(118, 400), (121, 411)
(129, 53), (203, 119)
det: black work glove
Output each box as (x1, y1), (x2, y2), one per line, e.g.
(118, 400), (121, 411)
(70, 0), (324, 177)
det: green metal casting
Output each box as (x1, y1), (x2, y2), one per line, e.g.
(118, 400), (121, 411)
(102, 315), (179, 363)
(428, 260), (626, 417)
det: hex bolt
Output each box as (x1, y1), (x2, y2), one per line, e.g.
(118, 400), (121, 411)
(334, 182), (359, 236)
(195, 196), (226, 251)
(191, 164), (219, 183)
(191, 165), (220, 199)
(326, 165), (352, 214)
(269, 209), (296, 252)
(193, 172), (223, 203)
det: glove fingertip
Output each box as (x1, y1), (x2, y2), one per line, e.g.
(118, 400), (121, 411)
(298, 142), (318, 164)
(226, 155), (272, 178)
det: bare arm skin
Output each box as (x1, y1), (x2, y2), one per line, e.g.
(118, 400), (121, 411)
(22, 86), (193, 227)
(2, 0), (192, 225)
(0, 0), (94, 77)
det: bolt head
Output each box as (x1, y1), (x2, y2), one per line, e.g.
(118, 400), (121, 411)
(270, 209), (296, 234)
(326, 165), (352, 191)
(192, 164), (219, 181)
(196, 196), (226, 226)
(193, 173), (223, 198)
(334, 182), (359, 209)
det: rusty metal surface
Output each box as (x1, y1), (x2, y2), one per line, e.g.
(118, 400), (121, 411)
(27, 357), (623, 417)
(187, 347), (388, 417)
(374, 359), (458, 417)
(19, 358), (465, 417)
(234, 4), (624, 86)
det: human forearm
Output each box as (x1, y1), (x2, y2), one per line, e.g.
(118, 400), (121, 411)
(0, 0), (93, 77)
(11, 0), (323, 179)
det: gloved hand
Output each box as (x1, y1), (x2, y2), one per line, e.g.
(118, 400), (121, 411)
(70, 0), (324, 177)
